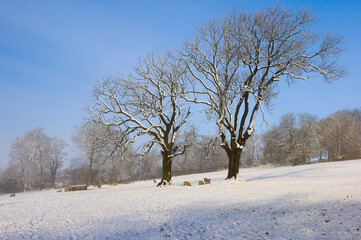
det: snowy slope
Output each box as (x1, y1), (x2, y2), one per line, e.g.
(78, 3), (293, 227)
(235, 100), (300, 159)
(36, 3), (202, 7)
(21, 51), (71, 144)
(1, 160), (360, 240)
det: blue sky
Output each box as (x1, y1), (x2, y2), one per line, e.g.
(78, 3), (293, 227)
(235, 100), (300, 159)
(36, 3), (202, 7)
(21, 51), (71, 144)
(0, 0), (360, 168)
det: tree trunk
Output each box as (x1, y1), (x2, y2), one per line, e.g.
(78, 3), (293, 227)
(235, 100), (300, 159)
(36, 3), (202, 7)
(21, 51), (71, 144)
(21, 165), (25, 192)
(88, 159), (93, 186)
(302, 154), (306, 165)
(157, 150), (172, 186)
(225, 149), (242, 180)
(97, 173), (102, 188)
(50, 170), (56, 188)
(40, 163), (43, 190)
(111, 167), (116, 184)
(328, 148), (335, 161)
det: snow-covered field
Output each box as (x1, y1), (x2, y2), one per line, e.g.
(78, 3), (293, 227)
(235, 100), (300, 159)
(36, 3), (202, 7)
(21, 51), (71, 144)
(1, 160), (360, 240)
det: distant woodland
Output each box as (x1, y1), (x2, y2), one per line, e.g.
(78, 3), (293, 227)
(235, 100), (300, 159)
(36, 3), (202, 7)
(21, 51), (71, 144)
(1, 108), (360, 193)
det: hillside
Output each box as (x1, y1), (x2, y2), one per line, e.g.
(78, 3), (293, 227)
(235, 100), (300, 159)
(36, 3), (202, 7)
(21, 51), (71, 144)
(1, 160), (361, 239)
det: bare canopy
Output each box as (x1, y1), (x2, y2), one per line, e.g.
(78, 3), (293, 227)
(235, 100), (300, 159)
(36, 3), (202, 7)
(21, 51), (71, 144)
(91, 51), (190, 186)
(181, 6), (345, 179)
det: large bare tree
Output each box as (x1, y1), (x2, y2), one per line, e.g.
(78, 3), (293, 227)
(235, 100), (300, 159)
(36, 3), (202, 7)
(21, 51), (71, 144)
(181, 6), (345, 179)
(91, 52), (190, 186)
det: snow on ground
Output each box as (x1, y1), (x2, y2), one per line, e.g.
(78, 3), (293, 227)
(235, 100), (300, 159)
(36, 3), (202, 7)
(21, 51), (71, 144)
(1, 160), (360, 240)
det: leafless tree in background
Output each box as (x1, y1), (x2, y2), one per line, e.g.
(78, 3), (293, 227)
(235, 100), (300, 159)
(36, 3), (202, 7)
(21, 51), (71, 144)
(8, 136), (28, 192)
(48, 138), (66, 188)
(24, 128), (50, 190)
(261, 125), (282, 165)
(181, 6), (345, 179)
(297, 113), (319, 164)
(91, 51), (190, 186)
(72, 121), (122, 186)
(241, 134), (261, 167)
(319, 109), (361, 160)
(278, 113), (299, 165)
(6, 128), (67, 192)
(72, 122), (99, 185)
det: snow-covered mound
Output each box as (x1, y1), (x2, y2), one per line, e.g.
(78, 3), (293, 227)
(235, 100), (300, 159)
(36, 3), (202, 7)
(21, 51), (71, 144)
(1, 160), (360, 239)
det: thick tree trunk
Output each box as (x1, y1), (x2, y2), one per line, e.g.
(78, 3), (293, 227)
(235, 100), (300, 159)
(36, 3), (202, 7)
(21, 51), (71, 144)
(157, 151), (172, 186)
(225, 149), (242, 180)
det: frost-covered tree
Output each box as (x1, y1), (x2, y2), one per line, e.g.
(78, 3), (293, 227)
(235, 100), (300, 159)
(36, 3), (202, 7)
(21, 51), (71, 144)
(241, 134), (261, 167)
(8, 128), (67, 191)
(261, 114), (299, 166)
(181, 6), (345, 179)
(172, 126), (227, 175)
(279, 113), (299, 165)
(8, 136), (28, 192)
(262, 113), (320, 166)
(91, 52), (190, 186)
(72, 121), (121, 186)
(297, 113), (319, 164)
(262, 125), (282, 165)
(48, 138), (66, 188)
(0, 164), (21, 193)
(319, 109), (361, 160)
(24, 128), (51, 190)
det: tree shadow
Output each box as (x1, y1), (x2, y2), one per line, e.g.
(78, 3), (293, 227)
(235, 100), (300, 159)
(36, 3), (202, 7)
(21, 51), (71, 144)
(246, 168), (315, 182)
(14, 194), (358, 240)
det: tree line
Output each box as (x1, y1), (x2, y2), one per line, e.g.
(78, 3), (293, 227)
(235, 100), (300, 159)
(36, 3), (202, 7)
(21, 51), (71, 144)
(2, 108), (359, 193)
(1, 128), (66, 192)
(1, 5), (348, 192)
(249, 109), (361, 167)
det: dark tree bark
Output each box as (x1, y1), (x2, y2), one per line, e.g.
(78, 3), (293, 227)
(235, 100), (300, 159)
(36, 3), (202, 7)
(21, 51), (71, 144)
(158, 150), (172, 186)
(225, 149), (242, 179)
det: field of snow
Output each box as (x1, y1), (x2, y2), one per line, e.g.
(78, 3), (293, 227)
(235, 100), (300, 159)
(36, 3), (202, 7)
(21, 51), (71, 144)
(1, 160), (361, 240)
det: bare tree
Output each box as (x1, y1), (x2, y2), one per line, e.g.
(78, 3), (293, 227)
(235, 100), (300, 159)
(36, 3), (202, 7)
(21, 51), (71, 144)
(91, 52), (190, 186)
(261, 125), (281, 165)
(7, 128), (67, 191)
(279, 113), (299, 165)
(48, 138), (66, 188)
(24, 128), (51, 190)
(261, 114), (298, 166)
(72, 121), (109, 185)
(297, 113), (319, 164)
(0, 164), (21, 193)
(181, 6), (345, 179)
(319, 109), (361, 160)
(8, 136), (28, 192)
(345, 119), (361, 158)
(241, 134), (261, 167)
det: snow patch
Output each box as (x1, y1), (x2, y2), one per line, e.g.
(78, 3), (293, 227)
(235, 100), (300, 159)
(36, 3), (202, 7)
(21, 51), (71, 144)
(1, 160), (360, 239)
